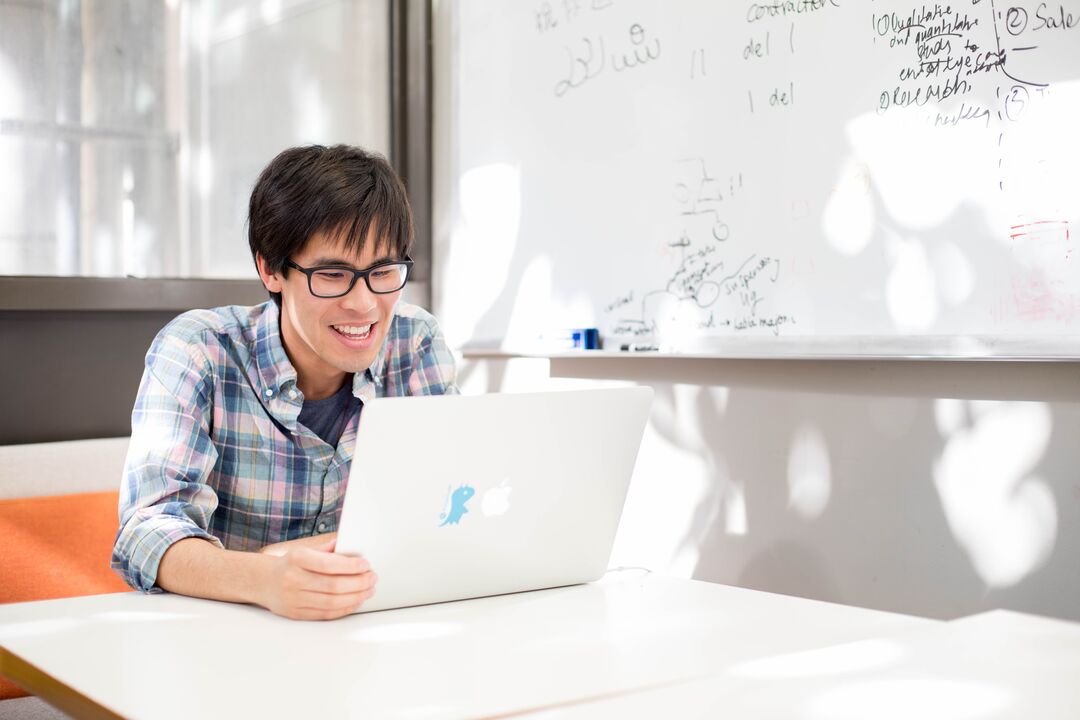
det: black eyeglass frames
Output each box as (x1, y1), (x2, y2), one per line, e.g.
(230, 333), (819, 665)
(285, 258), (413, 298)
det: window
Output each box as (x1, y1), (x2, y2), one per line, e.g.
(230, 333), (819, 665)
(0, 0), (390, 279)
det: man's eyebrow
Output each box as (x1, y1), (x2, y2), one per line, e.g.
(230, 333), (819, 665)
(310, 256), (355, 267)
(311, 253), (396, 266)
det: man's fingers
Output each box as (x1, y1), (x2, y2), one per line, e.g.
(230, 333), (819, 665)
(321, 534), (338, 552)
(301, 570), (378, 595)
(292, 546), (369, 575)
(265, 544), (376, 620)
(313, 532), (338, 553)
(275, 588), (376, 621)
(290, 606), (352, 622)
(296, 587), (374, 613)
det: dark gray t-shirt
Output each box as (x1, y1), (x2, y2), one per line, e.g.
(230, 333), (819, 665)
(297, 381), (360, 447)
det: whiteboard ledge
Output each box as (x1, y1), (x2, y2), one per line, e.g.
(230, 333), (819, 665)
(460, 336), (1080, 361)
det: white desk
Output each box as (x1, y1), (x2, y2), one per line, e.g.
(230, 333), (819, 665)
(0, 574), (934, 719)
(525, 608), (1080, 719)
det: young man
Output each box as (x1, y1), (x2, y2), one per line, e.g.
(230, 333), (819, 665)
(112, 145), (457, 620)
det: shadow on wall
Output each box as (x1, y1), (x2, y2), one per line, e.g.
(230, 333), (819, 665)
(689, 380), (964, 619)
(552, 357), (1080, 622)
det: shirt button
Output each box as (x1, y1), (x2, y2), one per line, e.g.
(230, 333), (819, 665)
(317, 522), (328, 533)
(264, 388), (274, 397)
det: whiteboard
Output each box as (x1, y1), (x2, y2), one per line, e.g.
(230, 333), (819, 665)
(436, 0), (1080, 357)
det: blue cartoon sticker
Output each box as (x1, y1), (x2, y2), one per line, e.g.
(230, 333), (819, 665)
(439, 484), (475, 526)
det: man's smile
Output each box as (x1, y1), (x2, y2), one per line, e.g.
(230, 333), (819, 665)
(332, 323), (374, 340)
(330, 320), (380, 349)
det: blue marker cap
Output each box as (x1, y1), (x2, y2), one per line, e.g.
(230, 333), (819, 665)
(570, 328), (600, 350)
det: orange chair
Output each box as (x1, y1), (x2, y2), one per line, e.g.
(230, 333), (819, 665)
(0, 439), (131, 702)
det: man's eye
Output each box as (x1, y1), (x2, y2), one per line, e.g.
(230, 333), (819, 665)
(315, 271), (347, 280)
(370, 269), (393, 279)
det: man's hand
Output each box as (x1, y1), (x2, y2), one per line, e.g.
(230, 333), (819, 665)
(156, 535), (377, 622)
(258, 537), (378, 621)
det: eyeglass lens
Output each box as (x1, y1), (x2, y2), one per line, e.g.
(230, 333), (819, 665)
(310, 263), (409, 297)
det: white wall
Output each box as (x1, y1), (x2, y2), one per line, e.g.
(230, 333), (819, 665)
(449, 354), (1080, 623)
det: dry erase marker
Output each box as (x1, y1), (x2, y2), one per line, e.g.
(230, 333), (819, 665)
(571, 328), (600, 350)
(551, 328), (600, 350)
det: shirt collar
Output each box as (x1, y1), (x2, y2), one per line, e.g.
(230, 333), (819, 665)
(351, 307), (396, 403)
(367, 308), (393, 380)
(253, 301), (298, 397)
(255, 300), (398, 404)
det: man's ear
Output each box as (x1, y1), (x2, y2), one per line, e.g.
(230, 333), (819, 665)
(256, 254), (284, 294)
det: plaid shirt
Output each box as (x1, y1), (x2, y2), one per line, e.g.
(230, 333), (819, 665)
(112, 300), (458, 591)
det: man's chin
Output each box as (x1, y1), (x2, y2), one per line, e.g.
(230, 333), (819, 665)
(337, 358), (376, 376)
(323, 331), (384, 372)
(329, 347), (380, 376)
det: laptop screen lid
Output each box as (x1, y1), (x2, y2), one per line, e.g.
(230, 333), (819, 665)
(335, 386), (653, 613)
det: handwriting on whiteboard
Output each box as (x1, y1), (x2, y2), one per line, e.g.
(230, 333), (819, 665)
(554, 23), (662, 97)
(607, 157), (797, 339)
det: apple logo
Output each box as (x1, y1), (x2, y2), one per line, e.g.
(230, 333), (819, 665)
(481, 478), (513, 517)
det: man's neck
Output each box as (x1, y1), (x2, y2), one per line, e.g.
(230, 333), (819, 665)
(281, 341), (349, 400)
(298, 372), (353, 401)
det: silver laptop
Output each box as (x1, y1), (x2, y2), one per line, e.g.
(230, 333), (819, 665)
(335, 386), (653, 613)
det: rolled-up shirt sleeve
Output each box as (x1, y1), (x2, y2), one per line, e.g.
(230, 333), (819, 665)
(112, 324), (224, 592)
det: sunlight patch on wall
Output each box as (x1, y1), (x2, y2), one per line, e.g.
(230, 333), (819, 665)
(885, 233), (938, 331)
(672, 383), (709, 450)
(933, 400), (1057, 588)
(442, 164), (521, 345)
(503, 254), (552, 350)
(822, 158), (874, 256)
(723, 478), (747, 537)
(845, 109), (988, 230)
(706, 386), (730, 415)
(609, 417), (713, 577)
(786, 424), (832, 520)
(931, 240), (975, 307)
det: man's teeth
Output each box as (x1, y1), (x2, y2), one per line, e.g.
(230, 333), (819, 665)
(334, 324), (372, 338)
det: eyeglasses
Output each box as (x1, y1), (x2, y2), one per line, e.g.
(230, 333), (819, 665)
(285, 258), (413, 298)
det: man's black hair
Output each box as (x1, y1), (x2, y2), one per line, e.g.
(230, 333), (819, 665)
(247, 144), (414, 306)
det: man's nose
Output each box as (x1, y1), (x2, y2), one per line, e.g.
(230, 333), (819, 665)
(340, 277), (378, 313)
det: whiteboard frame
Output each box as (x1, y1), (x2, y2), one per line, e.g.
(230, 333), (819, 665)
(461, 334), (1080, 362)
